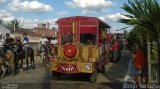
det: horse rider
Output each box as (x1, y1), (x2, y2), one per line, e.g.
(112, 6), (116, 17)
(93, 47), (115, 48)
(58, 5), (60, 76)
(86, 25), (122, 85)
(3, 33), (15, 54)
(15, 36), (21, 43)
(40, 35), (48, 50)
(50, 37), (57, 46)
(22, 33), (29, 60)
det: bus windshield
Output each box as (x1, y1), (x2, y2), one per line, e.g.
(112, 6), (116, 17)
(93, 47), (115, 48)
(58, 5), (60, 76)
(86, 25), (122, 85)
(80, 33), (96, 45)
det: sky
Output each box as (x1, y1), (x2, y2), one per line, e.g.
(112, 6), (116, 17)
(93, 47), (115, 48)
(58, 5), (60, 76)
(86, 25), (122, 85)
(0, 0), (131, 32)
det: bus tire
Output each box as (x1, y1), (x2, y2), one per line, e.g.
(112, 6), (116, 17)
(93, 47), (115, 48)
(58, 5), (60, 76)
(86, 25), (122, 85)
(52, 71), (61, 80)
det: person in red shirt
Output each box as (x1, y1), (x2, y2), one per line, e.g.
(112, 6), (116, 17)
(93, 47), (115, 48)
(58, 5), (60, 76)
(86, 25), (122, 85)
(132, 43), (147, 87)
(112, 41), (119, 51)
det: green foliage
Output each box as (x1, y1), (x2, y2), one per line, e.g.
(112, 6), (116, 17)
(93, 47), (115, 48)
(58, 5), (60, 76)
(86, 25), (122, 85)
(6, 19), (22, 33)
(120, 0), (160, 35)
(121, 0), (160, 84)
(126, 29), (138, 50)
(120, 0), (160, 48)
(126, 26), (153, 50)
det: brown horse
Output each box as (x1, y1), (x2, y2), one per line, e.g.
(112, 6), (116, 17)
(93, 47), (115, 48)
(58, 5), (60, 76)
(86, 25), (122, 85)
(0, 49), (15, 78)
(15, 41), (34, 71)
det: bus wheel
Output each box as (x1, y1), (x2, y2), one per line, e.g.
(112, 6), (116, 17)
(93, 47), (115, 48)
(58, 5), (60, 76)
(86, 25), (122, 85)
(90, 70), (97, 83)
(52, 71), (61, 80)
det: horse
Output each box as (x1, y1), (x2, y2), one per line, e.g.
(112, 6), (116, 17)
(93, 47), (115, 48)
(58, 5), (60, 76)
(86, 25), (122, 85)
(38, 44), (46, 67)
(38, 43), (57, 67)
(14, 41), (35, 72)
(0, 48), (15, 78)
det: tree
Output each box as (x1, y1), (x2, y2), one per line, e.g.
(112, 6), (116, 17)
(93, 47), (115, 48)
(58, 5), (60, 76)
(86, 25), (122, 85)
(6, 19), (22, 33)
(120, 0), (160, 84)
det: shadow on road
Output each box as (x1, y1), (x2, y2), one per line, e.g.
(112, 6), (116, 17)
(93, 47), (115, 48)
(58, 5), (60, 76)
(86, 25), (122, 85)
(101, 50), (131, 88)
(60, 73), (90, 82)
(41, 67), (52, 89)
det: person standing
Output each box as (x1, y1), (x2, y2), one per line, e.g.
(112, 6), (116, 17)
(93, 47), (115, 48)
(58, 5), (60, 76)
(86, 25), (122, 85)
(22, 33), (29, 59)
(39, 35), (48, 52)
(132, 43), (147, 88)
(40, 35), (48, 46)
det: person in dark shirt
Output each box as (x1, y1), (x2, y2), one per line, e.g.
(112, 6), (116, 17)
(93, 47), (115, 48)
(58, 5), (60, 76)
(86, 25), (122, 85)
(5, 33), (14, 44)
(3, 33), (15, 53)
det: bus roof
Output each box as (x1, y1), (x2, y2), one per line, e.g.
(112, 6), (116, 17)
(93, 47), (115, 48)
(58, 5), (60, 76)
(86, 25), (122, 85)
(56, 16), (111, 29)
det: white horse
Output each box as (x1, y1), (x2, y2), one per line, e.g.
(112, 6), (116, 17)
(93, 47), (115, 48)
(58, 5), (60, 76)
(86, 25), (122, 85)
(39, 45), (46, 67)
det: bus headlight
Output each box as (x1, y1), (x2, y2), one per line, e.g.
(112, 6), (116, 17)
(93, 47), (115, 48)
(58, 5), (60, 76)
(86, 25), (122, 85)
(85, 64), (91, 70)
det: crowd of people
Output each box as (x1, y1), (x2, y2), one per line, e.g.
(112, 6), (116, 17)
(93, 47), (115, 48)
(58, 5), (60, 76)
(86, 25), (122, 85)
(0, 33), (57, 69)
(0, 33), (58, 52)
(0, 33), (29, 55)
(0, 32), (37, 78)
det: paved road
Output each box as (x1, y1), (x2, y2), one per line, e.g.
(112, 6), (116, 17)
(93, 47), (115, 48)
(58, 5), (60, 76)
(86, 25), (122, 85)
(0, 50), (131, 89)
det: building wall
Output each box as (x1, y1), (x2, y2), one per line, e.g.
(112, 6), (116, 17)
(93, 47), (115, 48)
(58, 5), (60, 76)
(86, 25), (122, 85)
(29, 42), (40, 56)
(0, 24), (10, 37)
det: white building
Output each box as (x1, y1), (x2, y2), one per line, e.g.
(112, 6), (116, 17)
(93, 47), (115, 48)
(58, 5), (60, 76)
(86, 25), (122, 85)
(0, 24), (10, 37)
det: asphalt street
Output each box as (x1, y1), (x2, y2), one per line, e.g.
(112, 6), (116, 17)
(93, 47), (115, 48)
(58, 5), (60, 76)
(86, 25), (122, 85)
(0, 50), (132, 89)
